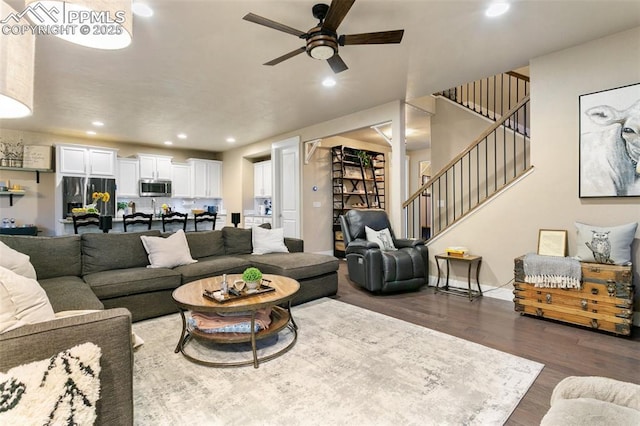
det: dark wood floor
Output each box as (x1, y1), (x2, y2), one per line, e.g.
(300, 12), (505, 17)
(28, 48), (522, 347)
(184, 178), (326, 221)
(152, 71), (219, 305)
(331, 261), (640, 426)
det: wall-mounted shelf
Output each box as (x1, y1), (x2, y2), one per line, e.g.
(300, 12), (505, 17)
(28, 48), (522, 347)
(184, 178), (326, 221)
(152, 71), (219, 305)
(0, 166), (54, 183)
(0, 190), (26, 206)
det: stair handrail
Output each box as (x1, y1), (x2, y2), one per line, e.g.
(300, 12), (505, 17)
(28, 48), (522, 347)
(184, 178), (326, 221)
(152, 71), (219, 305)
(402, 94), (530, 209)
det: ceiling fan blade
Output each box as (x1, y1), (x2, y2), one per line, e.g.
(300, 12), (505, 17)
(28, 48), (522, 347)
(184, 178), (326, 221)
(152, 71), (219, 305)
(322, 0), (355, 32)
(327, 54), (348, 73)
(243, 13), (307, 38)
(339, 29), (404, 46)
(264, 47), (306, 66)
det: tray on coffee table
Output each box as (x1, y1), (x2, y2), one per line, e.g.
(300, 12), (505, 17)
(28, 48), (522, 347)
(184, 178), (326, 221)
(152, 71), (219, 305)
(203, 284), (276, 303)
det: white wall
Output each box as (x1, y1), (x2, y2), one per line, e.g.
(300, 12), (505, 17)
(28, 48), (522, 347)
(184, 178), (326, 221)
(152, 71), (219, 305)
(427, 27), (640, 314)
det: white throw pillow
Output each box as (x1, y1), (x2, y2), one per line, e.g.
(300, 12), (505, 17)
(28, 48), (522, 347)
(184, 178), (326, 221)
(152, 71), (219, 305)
(0, 241), (36, 279)
(365, 226), (397, 251)
(252, 226), (289, 255)
(140, 229), (197, 268)
(0, 265), (55, 333)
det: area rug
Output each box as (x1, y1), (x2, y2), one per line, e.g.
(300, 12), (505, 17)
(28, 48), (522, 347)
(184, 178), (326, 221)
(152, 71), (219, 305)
(132, 298), (543, 425)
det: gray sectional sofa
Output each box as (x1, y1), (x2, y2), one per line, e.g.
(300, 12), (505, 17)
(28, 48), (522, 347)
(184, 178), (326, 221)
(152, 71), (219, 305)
(0, 227), (338, 425)
(0, 226), (339, 321)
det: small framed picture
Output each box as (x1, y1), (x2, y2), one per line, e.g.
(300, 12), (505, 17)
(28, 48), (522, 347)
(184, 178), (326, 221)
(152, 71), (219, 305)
(537, 229), (568, 257)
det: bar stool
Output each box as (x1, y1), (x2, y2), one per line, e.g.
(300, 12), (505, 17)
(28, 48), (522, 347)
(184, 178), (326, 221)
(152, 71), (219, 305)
(123, 212), (153, 232)
(194, 212), (217, 231)
(161, 212), (188, 232)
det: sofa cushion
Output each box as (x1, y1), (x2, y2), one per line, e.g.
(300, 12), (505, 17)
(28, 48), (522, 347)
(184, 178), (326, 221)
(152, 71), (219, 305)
(174, 256), (252, 284)
(185, 230), (225, 259)
(82, 230), (160, 275)
(222, 226), (253, 255)
(239, 253), (339, 280)
(0, 266), (55, 333)
(39, 276), (104, 312)
(0, 235), (81, 280)
(82, 267), (182, 299)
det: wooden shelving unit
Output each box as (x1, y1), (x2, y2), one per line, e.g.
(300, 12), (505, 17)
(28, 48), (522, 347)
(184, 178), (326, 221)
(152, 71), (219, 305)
(331, 146), (385, 258)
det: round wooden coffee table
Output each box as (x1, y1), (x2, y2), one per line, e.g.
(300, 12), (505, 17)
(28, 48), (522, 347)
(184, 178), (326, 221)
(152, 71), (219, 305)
(172, 274), (300, 368)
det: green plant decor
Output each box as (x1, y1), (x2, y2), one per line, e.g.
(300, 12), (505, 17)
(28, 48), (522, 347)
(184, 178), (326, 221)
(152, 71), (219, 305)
(356, 150), (371, 167)
(242, 267), (262, 283)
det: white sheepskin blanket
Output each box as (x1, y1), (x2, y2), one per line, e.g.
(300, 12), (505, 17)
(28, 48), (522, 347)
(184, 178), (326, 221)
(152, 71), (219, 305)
(541, 376), (640, 426)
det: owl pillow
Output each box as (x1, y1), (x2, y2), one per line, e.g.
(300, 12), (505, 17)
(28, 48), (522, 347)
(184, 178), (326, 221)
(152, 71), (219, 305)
(574, 222), (637, 265)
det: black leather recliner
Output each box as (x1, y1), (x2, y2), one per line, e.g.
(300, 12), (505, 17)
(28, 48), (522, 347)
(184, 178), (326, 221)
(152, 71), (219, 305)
(339, 209), (428, 293)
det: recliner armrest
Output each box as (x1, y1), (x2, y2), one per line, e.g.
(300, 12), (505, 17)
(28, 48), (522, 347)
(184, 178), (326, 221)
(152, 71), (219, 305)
(346, 238), (380, 254)
(394, 238), (426, 248)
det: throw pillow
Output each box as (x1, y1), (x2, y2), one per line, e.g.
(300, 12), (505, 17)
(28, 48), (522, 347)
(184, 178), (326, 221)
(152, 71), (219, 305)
(0, 342), (101, 425)
(140, 229), (197, 268)
(0, 266), (55, 333)
(365, 226), (397, 251)
(0, 241), (36, 279)
(252, 226), (289, 255)
(574, 222), (637, 265)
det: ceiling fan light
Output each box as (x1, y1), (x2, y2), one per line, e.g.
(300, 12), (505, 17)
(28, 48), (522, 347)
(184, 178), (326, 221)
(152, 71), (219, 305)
(0, 1), (35, 118)
(25, 0), (133, 50)
(309, 45), (335, 60)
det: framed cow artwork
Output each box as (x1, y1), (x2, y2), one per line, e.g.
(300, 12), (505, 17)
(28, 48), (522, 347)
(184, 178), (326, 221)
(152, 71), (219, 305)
(579, 82), (640, 197)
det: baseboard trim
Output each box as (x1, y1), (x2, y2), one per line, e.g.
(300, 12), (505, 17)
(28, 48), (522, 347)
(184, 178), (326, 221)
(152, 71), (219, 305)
(428, 276), (513, 301)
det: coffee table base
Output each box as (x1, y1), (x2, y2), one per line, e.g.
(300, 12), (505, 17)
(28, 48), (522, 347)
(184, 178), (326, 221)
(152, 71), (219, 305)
(174, 304), (298, 368)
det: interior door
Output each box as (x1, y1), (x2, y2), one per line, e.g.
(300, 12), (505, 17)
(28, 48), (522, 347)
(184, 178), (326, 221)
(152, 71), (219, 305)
(272, 137), (300, 238)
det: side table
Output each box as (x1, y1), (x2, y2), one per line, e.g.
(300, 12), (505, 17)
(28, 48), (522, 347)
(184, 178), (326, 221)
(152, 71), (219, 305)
(435, 253), (483, 301)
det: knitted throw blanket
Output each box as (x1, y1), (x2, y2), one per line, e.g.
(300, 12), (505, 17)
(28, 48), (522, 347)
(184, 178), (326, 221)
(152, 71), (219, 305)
(523, 253), (582, 288)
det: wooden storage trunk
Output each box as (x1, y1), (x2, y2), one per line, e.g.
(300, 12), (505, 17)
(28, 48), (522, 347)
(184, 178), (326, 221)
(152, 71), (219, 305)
(513, 256), (634, 336)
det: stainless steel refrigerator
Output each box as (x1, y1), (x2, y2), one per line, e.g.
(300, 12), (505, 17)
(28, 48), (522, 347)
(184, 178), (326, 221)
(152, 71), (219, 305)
(62, 176), (116, 219)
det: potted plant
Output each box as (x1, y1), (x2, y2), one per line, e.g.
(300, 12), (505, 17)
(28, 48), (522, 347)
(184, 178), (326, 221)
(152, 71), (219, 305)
(242, 267), (263, 290)
(357, 150), (371, 167)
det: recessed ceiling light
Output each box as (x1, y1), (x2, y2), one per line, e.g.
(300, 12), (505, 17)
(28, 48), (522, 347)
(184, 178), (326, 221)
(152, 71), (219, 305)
(322, 77), (336, 87)
(132, 3), (154, 17)
(177, 133), (187, 139)
(164, 141), (173, 145)
(226, 137), (236, 143)
(486, 2), (510, 17)
(86, 130), (97, 136)
(91, 121), (104, 127)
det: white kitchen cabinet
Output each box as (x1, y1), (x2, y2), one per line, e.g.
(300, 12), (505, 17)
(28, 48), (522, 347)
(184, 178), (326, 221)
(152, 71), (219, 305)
(244, 216), (272, 229)
(188, 159), (222, 198)
(253, 160), (272, 197)
(57, 145), (117, 177)
(138, 154), (173, 180)
(117, 158), (139, 197)
(171, 163), (191, 198)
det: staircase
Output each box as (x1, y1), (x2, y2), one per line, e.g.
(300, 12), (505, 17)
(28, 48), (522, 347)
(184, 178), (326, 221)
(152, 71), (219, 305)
(403, 71), (531, 240)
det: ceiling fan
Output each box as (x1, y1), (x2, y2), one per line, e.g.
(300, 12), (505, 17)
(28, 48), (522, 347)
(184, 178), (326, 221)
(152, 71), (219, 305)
(243, 0), (404, 74)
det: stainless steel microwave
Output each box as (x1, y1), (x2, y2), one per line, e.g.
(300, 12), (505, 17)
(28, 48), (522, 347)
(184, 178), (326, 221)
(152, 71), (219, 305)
(139, 179), (172, 197)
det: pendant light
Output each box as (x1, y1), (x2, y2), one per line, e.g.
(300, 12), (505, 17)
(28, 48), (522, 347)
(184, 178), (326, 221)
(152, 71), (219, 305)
(25, 0), (132, 50)
(0, 1), (35, 118)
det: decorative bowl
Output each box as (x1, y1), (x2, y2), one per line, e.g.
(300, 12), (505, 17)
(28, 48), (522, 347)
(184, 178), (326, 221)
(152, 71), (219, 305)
(191, 209), (205, 214)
